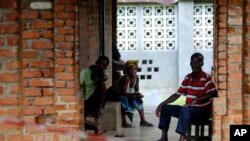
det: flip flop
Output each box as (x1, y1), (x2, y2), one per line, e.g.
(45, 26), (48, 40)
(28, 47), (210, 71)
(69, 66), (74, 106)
(122, 123), (135, 128)
(140, 121), (154, 127)
(114, 134), (125, 137)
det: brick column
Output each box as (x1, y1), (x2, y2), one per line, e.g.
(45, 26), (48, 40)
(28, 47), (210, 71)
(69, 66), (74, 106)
(0, 0), (22, 140)
(214, 0), (245, 141)
(53, 0), (79, 129)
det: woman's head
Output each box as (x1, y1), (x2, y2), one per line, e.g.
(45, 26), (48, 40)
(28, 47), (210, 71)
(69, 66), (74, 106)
(124, 60), (138, 75)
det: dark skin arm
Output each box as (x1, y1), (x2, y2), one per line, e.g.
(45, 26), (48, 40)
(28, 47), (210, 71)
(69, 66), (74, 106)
(155, 93), (180, 117)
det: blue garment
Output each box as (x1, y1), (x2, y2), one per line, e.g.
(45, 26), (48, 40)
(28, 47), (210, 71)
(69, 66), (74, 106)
(158, 105), (211, 135)
(106, 87), (143, 114)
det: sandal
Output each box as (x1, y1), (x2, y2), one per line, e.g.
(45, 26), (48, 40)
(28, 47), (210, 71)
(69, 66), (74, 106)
(122, 123), (135, 128)
(140, 121), (154, 127)
(114, 134), (125, 137)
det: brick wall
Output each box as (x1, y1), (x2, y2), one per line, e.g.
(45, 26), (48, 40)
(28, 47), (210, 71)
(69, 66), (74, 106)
(0, 0), (112, 140)
(0, 0), (22, 140)
(213, 0), (248, 141)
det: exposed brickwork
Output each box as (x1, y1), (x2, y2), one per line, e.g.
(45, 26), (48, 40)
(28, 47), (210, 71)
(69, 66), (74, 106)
(0, 0), (112, 140)
(0, 0), (22, 140)
(213, 0), (248, 141)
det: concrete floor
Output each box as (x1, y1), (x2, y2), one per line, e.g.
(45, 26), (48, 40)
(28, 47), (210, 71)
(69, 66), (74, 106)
(103, 106), (180, 141)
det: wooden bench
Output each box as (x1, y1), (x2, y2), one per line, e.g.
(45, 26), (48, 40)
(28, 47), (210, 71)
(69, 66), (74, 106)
(186, 119), (212, 141)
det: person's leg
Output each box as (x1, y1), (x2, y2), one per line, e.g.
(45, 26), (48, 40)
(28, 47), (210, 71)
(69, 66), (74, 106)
(176, 106), (211, 140)
(137, 108), (153, 126)
(158, 105), (183, 141)
(120, 96), (134, 127)
(94, 81), (107, 110)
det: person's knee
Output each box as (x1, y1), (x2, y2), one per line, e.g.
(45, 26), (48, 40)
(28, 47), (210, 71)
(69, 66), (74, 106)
(179, 107), (192, 119)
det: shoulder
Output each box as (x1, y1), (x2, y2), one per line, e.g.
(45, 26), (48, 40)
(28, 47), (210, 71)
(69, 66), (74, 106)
(201, 71), (211, 79)
(184, 73), (192, 80)
(81, 68), (91, 73)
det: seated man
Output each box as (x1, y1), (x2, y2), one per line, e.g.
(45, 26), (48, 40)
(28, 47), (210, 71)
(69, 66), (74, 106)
(155, 53), (217, 141)
(80, 55), (109, 134)
(106, 60), (153, 128)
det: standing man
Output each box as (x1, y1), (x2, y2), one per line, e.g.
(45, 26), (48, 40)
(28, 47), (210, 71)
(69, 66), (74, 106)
(155, 52), (217, 141)
(80, 55), (109, 134)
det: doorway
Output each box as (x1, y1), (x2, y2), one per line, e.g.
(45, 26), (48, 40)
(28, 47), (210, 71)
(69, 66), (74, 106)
(116, 1), (214, 111)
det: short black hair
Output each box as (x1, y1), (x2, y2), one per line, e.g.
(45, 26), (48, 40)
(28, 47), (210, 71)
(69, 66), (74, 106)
(191, 52), (204, 63)
(97, 55), (110, 65)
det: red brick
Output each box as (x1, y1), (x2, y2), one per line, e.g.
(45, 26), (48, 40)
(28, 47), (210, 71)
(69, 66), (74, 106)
(40, 11), (52, 19)
(21, 11), (39, 19)
(43, 88), (54, 96)
(31, 60), (53, 68)
(57, 0), (75, 4)
(229, 0), (243, 5)
(42, 69), (53, 77)
(30, 78), (54, 87)
(55, 58), (73, 65)
(0, 86), (3, 95)
(0, 134), (4, 141)
(23, 88), (42, 96)
(228, 17), (243, 26)
(34, 97), (53, 106)
(65, 19), (75, 26)
(5, 11), (18, 20)
(56, 73), (74, 80)
(218, 0), (227, 5)
(54, 5), (65, 12)
(55, 81), (66, 88)
(56, 88), (75, 95)
(0, 0), (17, 8)
(7, 35), (19, 46)
(0, 72), (18, 82)
(54, 20), (64, 27)
(23, 30), (40, 39)
(230, 7), (243, 16)
(44, 50), (53, 58)
(9, 85), (18, 95)
(43, 107), (55, 114)
(57, 42), (74, 50)
(0, 23), (18, 34)
(54, 105), (66, 111)
(0, 37), (4, 47)
(23, 107), (42, 115)
(5, 61), (19, 70)
(60, 96), (76, 103)
(0, 123), (20, 131)
(55, 66), (65, 73)
(42, 30), (52, 39)
(56, 28), (74, 34)
(23, 51), (38, 58)
(0, 49), (17, 58)
(32, 40), (53, 49)
(54, 35), (65, 42)
(66, 82), (75, 88)
(6, 108), (20, 117)
(65, 51), (73, 57)
(0, 97), (19, 105)
(65, 35), (74, 41)
(31, 20), (52, 29)
(23, 70), (42, 78)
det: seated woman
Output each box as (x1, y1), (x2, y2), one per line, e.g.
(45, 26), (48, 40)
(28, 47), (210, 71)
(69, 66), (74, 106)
(106, 60), (153, 128)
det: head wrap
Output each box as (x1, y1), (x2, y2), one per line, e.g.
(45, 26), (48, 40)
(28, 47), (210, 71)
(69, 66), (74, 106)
(123, 60), (138, 74)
